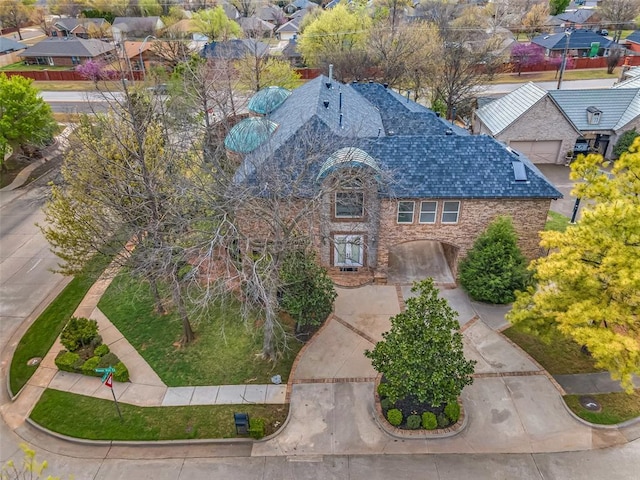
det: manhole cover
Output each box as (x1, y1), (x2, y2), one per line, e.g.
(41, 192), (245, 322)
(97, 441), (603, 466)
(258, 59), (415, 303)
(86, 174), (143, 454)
(27, 357), (42, 367)
(579, 396), (601, 412)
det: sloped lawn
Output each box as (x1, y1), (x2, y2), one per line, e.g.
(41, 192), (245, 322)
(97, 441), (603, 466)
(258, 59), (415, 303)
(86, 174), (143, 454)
(98, 273), (302, 386)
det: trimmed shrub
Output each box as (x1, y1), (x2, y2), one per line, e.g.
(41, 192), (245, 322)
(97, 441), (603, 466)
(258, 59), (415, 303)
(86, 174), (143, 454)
(380, 398), (393, 411)
(613, 128), (639, 158)
(386, 408), (403, 427)
(458, 216), (529, 304)
(81, 356), (101, 376)
(113, 362), (129, 383)
(422, 412), (437, 430)
(406, 414), (422, 430)
(94, 344), (110, 357)
(60, 317), (99, 352)
(54, 351), (81, 373)
(248, 417), (266, 439)
(445, 402), (461, 423)
(377, 382), (390, 398)
(97, 352), (119, 369)
(437, 413), (449, 428)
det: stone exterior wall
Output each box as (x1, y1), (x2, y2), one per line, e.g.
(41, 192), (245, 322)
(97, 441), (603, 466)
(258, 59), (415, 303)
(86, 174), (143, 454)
(375, 197), (551, 276)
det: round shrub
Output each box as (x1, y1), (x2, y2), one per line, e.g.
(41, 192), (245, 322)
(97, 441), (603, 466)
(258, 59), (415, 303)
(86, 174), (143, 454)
(386, 408), (403, 427)
(380, 398), (393, 411)
(437, 413), (449, 428)
(377, 382), (390, 398)
(54, 351), (81, 373)
(421, 412), (437, 430)
(445, 402), (461, 423)
(406, 414), (422, 430)
(97, 352), (119, 369)
(81, 356), (101, 376)
(94, 344), (110, 357)
(113, 362), (129, 382)
(60, 317), (99, 352)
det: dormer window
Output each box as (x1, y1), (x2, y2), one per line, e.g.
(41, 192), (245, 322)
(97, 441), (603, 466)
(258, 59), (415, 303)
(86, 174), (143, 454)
(586, 106), (602, 125)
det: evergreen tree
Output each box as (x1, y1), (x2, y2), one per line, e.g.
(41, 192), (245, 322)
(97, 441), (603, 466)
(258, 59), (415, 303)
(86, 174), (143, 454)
(459, 216), (529, 304)
(365, 278), (475, 405)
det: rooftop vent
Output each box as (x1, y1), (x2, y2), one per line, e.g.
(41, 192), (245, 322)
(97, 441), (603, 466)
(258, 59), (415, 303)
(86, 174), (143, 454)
(323, 100), (329, 108)
(512, 160), (528, 182)
(383, 83), (388, 89)
(445, 128), (453, 135)
(325, 82), (332, 89)
(586, 106), (602, 125)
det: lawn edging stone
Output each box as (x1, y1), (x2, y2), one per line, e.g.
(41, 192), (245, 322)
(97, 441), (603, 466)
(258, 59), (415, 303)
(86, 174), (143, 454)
(372, 374), (468, 439)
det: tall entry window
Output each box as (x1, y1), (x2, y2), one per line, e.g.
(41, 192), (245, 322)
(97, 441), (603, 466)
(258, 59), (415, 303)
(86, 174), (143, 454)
(333, 235), (364, 267)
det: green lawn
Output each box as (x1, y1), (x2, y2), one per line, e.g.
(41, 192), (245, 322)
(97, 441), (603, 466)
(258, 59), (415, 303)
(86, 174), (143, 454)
(30, 389), (287, 440)
(0, 62), (71, 71)
(502, 324), (602, 375)
(494, 68), (616, 85)
(98, 273), (302, 386)
(564, 390), (640, 425)
(9, 255), (109, 396)
(545, 211), (571, 232)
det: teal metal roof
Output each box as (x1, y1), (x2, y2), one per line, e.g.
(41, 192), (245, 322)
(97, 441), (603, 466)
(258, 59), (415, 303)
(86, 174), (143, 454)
(317, 147), (381, 179)
(224, 117), (278, 153)
(475, 82), (547, 135)
(248, 86), (291, 115)
(548, 88), (640, 131)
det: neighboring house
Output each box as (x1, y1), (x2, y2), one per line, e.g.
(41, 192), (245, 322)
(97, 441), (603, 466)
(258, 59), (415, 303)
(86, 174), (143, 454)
(473, 82), (640, 162)
(112, 16), (165, 41)
(282, 37), (303, 66)
(237, 16), (275, 38)
(0, 37), (26, 67)
(553, 9), (601, 30)
(0, 37), (25, 54)
(121, 41), (178, 71)
(257, 4), (283, 24)
(284, 0), (313, 14)
(18, 37), (116, 66)
(532, 28), (615, 58)
(228, 77), (561, 284)
(624, 30), (640, 53)
(276, 17), (301, 41)
(50, 18), (110, 39)
(201, 39), (269, 60)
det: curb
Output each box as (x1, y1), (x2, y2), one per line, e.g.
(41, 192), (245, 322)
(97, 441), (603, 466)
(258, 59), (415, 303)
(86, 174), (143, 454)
(559, 397), (640, 431)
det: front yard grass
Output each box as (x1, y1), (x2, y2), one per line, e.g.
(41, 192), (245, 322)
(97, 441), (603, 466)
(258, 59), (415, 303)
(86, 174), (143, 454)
(564, 390), (640, 425)
(545, 211), (570, 232)
(98, 273), (302, 386)
(9, 254), (109, 396)
(502, 324), (602, 375)
(493, 68), (616, 84)
(30, 389), (287, 440)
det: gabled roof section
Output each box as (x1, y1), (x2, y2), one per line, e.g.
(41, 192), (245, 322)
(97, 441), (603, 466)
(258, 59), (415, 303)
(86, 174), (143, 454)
(202, 39), (268, 59)
(475, 82), (547, 135)
(555, 9), (597, 24)
(532, 29), (614, 50)
(18, 37), (115, 58)
(625, 30), (640, 44)
(548, 88), (640, 131)
(612, 75), (640, 89)
(351, 82), (467, 136)
(53, 18), (108, 31)
(0, 37), (26, 53)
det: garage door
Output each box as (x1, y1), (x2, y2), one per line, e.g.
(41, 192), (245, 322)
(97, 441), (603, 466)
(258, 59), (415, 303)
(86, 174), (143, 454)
(509, 140), (562, 164)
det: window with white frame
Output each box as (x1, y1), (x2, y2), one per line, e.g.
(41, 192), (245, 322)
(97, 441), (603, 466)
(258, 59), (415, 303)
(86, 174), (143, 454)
(419, 201), (437, 224)
(441, 201), (460, 224)
(397, 201), (415, 223)
(333, 235), (364, 267)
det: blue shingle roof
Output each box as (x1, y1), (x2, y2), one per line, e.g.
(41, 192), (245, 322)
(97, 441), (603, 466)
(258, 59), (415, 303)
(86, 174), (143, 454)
(626, 30), (640, 44)
(532, 29), (614, 50)
(235, 78), (561, 200)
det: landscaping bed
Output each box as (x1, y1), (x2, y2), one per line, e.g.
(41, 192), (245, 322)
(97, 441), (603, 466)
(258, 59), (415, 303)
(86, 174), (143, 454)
(30, 389), (287, 440)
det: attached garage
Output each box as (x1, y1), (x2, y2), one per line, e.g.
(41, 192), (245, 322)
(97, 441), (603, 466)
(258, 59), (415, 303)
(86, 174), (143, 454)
(509, 140), (562, 164)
